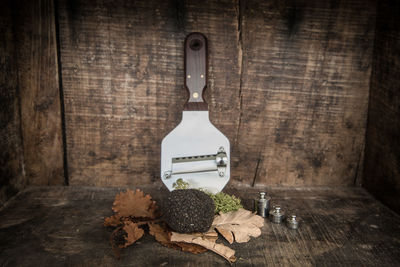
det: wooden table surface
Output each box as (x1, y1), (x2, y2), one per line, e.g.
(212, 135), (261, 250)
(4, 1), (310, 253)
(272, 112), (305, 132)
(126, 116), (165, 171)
(0, 186), (399, 266)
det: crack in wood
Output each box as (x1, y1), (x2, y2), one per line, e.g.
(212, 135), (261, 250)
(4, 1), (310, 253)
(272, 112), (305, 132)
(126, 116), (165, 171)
(54, 0), (69, 185)
(353, 144), (364, 186)
(174, 0), (185, 30)
(252, 157), (262, 187)
(234, 0), (245, 147)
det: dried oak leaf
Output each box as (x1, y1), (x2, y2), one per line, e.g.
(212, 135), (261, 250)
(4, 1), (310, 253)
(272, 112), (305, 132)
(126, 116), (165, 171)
(120, 221), (144, 248)
(110, 221), (145, 258)
(191, 231), (219, 243)
(171, 232), (236, 263)
(212, 208), (264, 244)
(148, 222), (172, 246)
(112, 189), (158, 218)
(104, 214), (124, 227)
(175, 241), (208, 254)
(148, 222), (207, 254)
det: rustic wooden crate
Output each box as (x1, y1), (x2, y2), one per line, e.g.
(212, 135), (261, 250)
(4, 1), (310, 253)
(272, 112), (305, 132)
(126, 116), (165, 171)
(0, 0), (399, 266)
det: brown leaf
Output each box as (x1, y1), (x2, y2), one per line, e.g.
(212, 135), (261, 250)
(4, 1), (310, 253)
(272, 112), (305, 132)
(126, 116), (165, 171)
(212, 208), (264, 243)
(148, 223), (207, 254)
(171, 232), (236, 263)
(191, 231), (219, 243)
(112, 189), (158, 218)
(120, 221), (144, 248)
(148, 222), (171, 246)
(215, 227), (234, 244)
(104, 214), (123, 227)
(175, 242), (207, 254)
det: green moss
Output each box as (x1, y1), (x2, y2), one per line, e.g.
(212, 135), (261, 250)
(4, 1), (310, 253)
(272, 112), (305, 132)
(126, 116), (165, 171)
(172, 178), (190, 190)
(207, 192), (243, 214)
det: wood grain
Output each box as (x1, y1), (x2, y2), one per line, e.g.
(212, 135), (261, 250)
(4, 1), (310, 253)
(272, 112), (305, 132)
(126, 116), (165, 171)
(57, 0), (241, 186)
(363, 0), (400, 213)
(0, 0), (26, 206)
(13, 0), (64, 185)
(57, 0), (376, 187)
(233, 0), (376, 187)
(0, 186), (399, 266)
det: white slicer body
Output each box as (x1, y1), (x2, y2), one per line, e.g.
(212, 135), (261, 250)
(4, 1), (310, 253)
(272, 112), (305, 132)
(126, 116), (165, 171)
(160, 32), (230, 193)
(161, 111), (230, 193)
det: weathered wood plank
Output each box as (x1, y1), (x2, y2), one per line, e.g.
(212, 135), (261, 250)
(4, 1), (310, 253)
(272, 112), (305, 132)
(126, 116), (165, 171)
(233, 0), (376, 186)
(58, 0), (376, 187)
(0, 0), (26, 206)
(13, 0), (65, 186)
(0, 186), (399, 266)
(57, 0), (241, 186)
(363, 0), (400, 213)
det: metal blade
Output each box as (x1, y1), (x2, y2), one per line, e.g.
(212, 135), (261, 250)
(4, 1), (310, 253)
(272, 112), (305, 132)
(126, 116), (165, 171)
(161, 111), (230, 193)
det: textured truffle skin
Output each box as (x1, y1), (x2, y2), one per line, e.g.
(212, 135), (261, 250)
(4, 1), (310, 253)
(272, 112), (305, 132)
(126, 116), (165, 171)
(163, 189), (215, 233)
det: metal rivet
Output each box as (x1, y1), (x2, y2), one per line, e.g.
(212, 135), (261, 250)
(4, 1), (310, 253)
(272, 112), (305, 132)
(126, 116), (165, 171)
(193, 92), (199, 98)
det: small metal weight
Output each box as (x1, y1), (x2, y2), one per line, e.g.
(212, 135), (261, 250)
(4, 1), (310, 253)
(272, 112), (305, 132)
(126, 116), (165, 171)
(286, 214), (299, 230)
(269, 205), (285, 224)
(257, 192), (271, 218)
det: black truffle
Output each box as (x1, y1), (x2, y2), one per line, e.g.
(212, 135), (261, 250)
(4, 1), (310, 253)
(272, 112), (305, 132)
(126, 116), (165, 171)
(163, 189), (215, 233)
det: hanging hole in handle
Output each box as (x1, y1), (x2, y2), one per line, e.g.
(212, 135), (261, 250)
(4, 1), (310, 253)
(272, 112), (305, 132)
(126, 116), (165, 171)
(189, 39), (203, 51)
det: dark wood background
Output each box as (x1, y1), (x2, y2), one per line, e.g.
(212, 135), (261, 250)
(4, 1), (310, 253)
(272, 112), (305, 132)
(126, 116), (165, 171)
(1, 0), (64, 205)
(364, 0), (400, 213)
(0, 0), (25, 205)
(58, 0), (375, 187)
(1, 0), (399, 213)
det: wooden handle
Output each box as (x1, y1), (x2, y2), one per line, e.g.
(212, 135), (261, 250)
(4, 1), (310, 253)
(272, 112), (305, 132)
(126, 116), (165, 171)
(184, 32), (208, 111)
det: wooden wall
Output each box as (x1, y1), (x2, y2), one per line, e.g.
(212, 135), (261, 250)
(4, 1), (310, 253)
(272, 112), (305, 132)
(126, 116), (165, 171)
(363, 0), (400, 213)
(0, 1), (26, 206)
(15, 0), (65, 186)
(1, 0), (379, 195)
(233, 0), (375, 187)
(57, 0), (376, 187)
(0, 0), (64, 206)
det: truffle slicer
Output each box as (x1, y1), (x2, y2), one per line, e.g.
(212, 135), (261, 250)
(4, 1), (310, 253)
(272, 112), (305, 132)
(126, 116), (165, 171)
(161, 32), (230, 193)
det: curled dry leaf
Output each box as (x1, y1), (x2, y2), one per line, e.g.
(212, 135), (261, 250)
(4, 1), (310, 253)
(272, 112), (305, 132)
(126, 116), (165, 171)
(191, 231), (219, 243)
(171, 232), (236, 263)
(215, 227), (234, 244)
(212, 208), (264, 244)
(175, 242), (208, 254)
(104, 214), (123, 227)
(121, 221), (145, 248)
(148, 222), (207, 254)
(148, 222), (173, 248)
(105, 189), (159, 255)
(110, 221), (145, 258)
